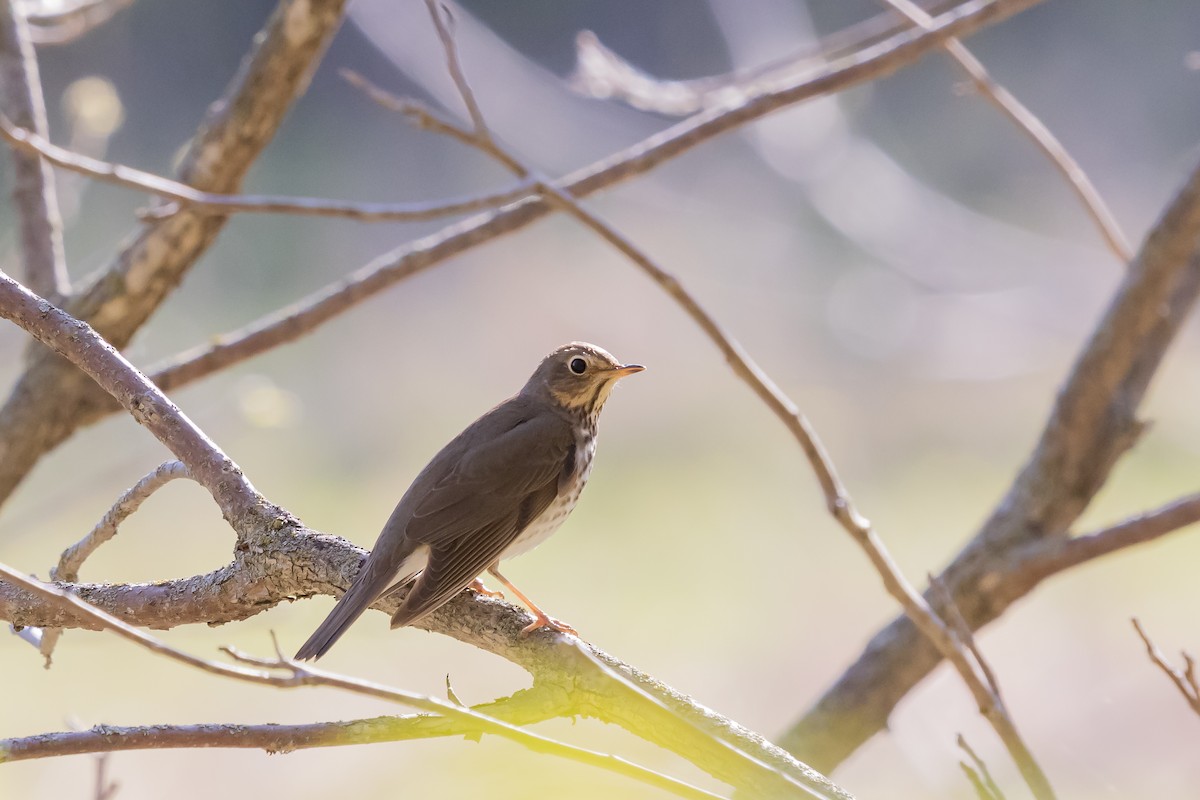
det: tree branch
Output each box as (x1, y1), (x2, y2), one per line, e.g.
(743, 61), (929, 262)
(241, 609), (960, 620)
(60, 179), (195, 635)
(60, 0), (1047, 435)
(0, 271), (268, 528)
(0, 0), (348, 508)
(1131, 618), (1200, 716)
(0, 114), (537, 223)
(0, 516), (850, 800)
(0, 0), (69, 301)
(878, 0), (1131, 263)
(31, 460), (192, 664)
(0, 566), (730, 800)
(781, 157), (1200, 771)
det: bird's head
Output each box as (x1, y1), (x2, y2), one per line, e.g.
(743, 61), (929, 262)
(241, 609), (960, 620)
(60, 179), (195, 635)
(522, 342), (644, 416)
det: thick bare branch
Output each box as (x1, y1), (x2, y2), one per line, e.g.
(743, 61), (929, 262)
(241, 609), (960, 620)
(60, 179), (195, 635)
(0, 566), (729, 800)
(0, 0), (348, 508)
(0, 0), (69, 300)
(0, 115), (536, 222)
(782, 158), (1200, 772)
(0, 516), (850, 800)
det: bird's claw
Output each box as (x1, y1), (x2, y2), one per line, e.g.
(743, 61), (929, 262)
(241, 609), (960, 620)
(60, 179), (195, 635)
(469, 579), (505, 599)
(520, 613), (577, 637)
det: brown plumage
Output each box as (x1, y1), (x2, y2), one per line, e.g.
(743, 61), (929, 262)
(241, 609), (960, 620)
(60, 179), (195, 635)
(295, 342), (643, 661)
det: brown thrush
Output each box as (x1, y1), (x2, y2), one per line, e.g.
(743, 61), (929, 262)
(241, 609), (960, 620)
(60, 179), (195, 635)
(295, 342), (643, 660)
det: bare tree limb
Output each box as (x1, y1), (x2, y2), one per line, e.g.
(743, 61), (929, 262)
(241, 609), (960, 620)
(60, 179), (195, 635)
(781, 158), (1200, 772)
(878, 0), (1131, 263)
(1009, 492), (1200, 579)
(0, 0), (69, 301)
(0, 115), (538, 223)
(0, 0), (348, 508)
(1131, 618), (1200, 716)
(0, 696), (563, 761)
(0, 566), (730, 800)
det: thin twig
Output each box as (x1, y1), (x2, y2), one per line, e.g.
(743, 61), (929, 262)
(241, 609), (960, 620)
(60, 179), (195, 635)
(877, 0), (1132, 263)
(930, 575), (1003, 703)
(0, 3), (69, 300)
(34, 461), (192, 665)
(55, 461), (191, 583)
(955, 734), (1003, 800)
(0, 115), (536, 223)
(422, 0), (488, 135)
(1131, 618), (1200, 715)
(94, 753), (118, 800)
(0, 564), (726, 800)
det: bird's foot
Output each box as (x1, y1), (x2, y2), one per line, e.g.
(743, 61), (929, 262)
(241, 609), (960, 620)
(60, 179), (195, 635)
(520, 612), (578, 637)
(469, 579), (504, 599)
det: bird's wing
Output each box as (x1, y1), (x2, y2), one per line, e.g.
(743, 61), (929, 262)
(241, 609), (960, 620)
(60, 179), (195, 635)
(406, 409), (574, 545)
(388, 411), (573, 628)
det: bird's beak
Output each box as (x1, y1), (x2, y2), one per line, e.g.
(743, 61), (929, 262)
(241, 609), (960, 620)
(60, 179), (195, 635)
(611, 364), (645, 379)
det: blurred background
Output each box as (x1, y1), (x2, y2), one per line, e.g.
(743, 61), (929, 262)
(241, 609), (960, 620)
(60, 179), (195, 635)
(3, 0), (1200, 797)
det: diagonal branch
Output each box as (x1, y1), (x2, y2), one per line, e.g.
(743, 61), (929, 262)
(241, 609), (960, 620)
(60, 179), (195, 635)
(0, 0), (69, 301)
(781, 158), (1200, 772)
(878, 0), (1131, 263)
(1131, 618), (1200, 716)
(0, 271), (268, 527)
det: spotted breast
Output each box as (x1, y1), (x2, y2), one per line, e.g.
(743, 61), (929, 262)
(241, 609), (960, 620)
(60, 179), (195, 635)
(500, 423), (597, 561)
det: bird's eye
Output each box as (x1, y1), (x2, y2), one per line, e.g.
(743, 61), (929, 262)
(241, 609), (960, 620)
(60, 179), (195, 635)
(569, 357), (587, 375)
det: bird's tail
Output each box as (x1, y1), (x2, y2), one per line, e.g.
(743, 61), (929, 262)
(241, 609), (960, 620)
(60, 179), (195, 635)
(293, 578), (376, 661)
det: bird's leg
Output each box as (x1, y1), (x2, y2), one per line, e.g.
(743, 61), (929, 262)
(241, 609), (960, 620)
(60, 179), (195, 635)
(468, 578), (504, 599)
(487, 565), (578, 636)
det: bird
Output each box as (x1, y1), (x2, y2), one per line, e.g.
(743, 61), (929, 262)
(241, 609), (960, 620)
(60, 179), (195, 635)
(295, 342), (644, 661)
